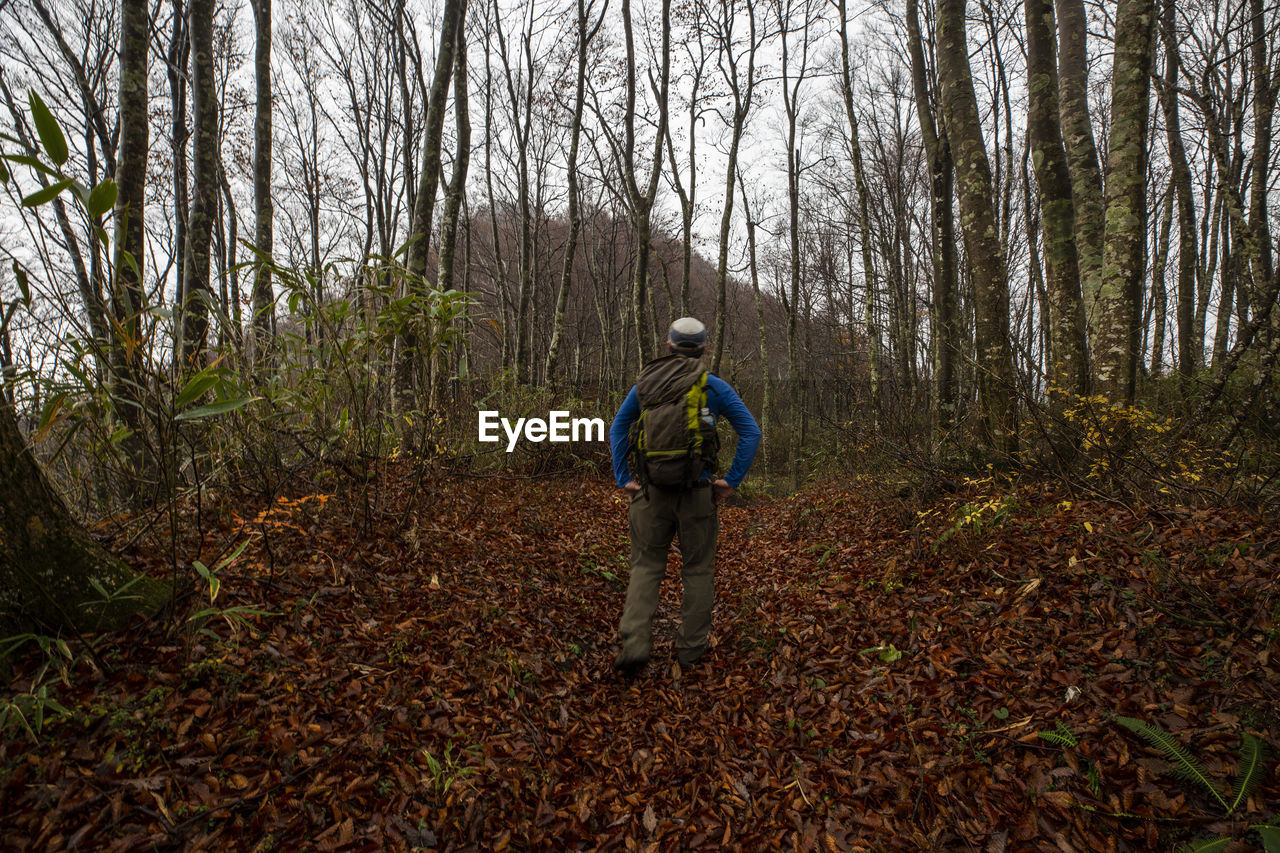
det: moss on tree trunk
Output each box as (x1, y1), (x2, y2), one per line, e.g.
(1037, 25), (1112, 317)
(0, 401), (166, 633)
(1096, 0), (1156, 403)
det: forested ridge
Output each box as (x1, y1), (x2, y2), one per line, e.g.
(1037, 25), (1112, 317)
(2, 0), (1280, 847)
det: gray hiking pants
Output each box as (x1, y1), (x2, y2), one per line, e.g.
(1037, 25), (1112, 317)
(618, 485), (719, 665)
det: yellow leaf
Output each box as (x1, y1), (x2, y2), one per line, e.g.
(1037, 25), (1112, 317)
(1083, 521), (1093, 533)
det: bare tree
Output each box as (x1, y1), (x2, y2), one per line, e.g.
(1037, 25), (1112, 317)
(250, 0), (274, 352)
(394, 0), (465, 438)
(546, 0), (606, 378)
(905, 0), (957, 427)
(177, 0), (218, 368)
(620, 0), (671, 367)
(936, 0), (1018, 450)
(1156, 0), (1197, 377)
(1025, 0), (1088, 400)
(1095, 0), (1156, 403)
(111, 0), (150, 454)
(1054, 0), (1105, 343)
(707, 0), (761, 374)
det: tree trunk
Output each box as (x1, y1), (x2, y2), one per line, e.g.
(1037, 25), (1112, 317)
(1157, 0), (1197, 378)
(112, 0), (148, 375)
(395, 0), (465, 441)
(936, 0), (1019, 451)
(837, 0), (880, 418)
(906, 0), (957, 428)
(251, 0), (275, 355)
(432, 32), (471, 408)
(621, 0), (670, 369)
(1149, 187), (1172, 377)
(1095, 0), (1156, 403)
(1248, 0), (1275, 310)
(107, 0), (151, 476)
(436, 39), (471, 297)
(546, 0), (600, 379)
(0, 401), (165, 633)
(1054, 0), (1106, 345)
(168, 0), (189, 331)
(710, 0), (757, 374)
(178, 0), (218, 369)
(740, 175), (770, 472)
(1025, 0), (1089, 399)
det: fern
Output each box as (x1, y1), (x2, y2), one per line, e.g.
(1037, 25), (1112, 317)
(1252, 821), (1280, 853)
(1037, 720), (1079, 748)
(1174, 839), (1230, 853)
(1228, 732), (1267, 816)
(1115, 716), (1227, 812)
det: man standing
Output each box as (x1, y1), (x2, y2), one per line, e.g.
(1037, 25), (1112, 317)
(609, 317), (761, 675)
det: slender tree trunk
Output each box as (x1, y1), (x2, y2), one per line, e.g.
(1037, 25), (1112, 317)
(109, 0), (151, 472)
(546, 0), (601, 379)
(621, 0), (670, 368)
(1213, 215), (1236, 366)
(742, 183), (768, 471)
(1095, 0), (1156, 403)
(1149, 187), (1172, 377)
(710, 0), (757, 374)
(1196, 187), (1223, 367)
(406, 0), (465, 280)
(168, 0), (189, 326)
(936, 0), (1019, 451)
(395, 0), (465, 441)
(251, 0), (274, 355)
(433, 35), (471, 408)
(221, 170), (241, 328)
(906, 0), (956, 428)
(178, 0), (218, 369)
(1248, 0), (1275, 309)
(835, 0), (879, 416)
(436, 42), (471, 297)
(1054, 0), (1106, 346)
(513, 43), (534, 384)
(1157, 0), (1197, 378)
(1025, 0), (1089, 399)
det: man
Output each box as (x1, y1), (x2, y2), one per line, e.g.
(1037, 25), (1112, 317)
(608, 317), (761, 675)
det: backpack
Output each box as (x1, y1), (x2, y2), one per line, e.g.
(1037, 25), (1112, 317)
(627, 354), (721, 489)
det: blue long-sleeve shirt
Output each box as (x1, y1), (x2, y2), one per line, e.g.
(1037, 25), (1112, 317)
(609, 373), (761, 489)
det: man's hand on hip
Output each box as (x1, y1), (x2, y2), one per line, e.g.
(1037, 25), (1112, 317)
(712, 479), (734, 504)
(623, 480), (642, 496)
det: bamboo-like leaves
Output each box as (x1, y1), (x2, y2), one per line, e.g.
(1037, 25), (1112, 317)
(27, 90), (67, 166)
(85, 179), (118, 219)
(21, 178), (74, 208)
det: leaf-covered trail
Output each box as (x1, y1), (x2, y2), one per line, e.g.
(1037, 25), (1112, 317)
(3, 471), (1278, 851)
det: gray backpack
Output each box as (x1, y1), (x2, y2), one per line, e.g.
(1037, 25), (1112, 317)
(627, 354), (720, 489)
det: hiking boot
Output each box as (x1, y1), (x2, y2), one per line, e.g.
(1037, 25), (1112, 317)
(613, 651), (649, 678)
(676, 649), (707, 669)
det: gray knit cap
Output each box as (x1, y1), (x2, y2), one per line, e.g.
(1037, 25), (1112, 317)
(668, 317), (708, 353)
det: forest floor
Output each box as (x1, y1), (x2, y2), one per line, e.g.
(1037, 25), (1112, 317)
(2, 465), (1280, 851)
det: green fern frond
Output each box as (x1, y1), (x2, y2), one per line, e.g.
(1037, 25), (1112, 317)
(1253, 823), (1280, 853)
(1115, 716), (1227, 812)
(1227, 733), (1266, 816)
(1174, 838), (1230, 853)
(1037, 720), (1079, 748)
